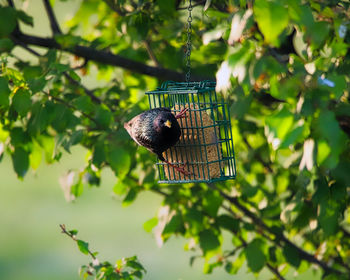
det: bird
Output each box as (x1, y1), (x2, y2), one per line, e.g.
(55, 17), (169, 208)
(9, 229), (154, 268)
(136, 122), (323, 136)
(124, 107), (190, 176)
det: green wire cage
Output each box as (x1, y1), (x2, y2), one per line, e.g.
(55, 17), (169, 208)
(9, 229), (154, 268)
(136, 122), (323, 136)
(146, 81), (236, 184)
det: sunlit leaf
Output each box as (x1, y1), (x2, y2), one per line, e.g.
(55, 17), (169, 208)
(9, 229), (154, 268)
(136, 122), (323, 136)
(77, 240), (89, 255)
(254, 0), (289, 45)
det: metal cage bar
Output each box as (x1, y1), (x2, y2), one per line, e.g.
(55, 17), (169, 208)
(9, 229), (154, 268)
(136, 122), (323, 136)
(145, 81), (236, 183)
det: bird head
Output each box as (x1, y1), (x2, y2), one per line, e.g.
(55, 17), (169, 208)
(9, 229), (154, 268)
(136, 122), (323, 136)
(155, 116), (173, 131)
(164, 119), (172, 128)
(124, 120), (133, 135)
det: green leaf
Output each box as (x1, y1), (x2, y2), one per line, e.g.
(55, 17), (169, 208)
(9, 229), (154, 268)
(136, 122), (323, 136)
(157, 0), (175, 16)
(143, 217), (158, 233)
(68, 70), (81, 82)
(199, 229), (221, 256)
(73, 96), (94, 113)
(71, 181), (83, 198)
(28, 77), (47, 94)
(0, 7), (17, 37)
(316, 110), (346, 168)
(318, 199), (340, 236)
(92, 140), (105, 168)
(23, 66), (43, 80)
(11, 147), (29, 178)
(122, 188), (137, 207)
(202, 190), (223, 217)
(12, 89), (32, 116)
(282, 243), (300, 268)
(95, 106), (112, 129)
(184, 208), (204, 234)
(270, 76), (300, 101)
(0, 38), (14, 53)
(265, 106), (294, 150)
(29, 142), (42, 170)
(0, 77), (10, 107)
(126, 259), (145, 271)
(225, 251), (245, 274)
(10, 127), (29, 146)
(39, 136), (55, 163)
(77, 239), (89, 255)
(27, 103), (48, 136)
(328, 74), (347, 99)
(245, 238), (266, 272)
(162, 214), (183, 237)
(16, 10), (33, 26)
(254, 0), (289, 45)
(113, 179), (128, 195)
(217, 215), (239, 233)
(108, 147), (130, 179)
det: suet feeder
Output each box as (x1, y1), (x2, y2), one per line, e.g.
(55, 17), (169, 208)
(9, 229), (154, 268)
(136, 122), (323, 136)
(146, 81), (236, 184)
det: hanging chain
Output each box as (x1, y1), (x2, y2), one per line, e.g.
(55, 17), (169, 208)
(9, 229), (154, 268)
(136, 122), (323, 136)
(185, 0), (192, 83)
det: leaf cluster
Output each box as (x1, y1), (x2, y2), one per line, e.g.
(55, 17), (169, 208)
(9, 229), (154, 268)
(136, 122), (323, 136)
(0, 0), (350, 279)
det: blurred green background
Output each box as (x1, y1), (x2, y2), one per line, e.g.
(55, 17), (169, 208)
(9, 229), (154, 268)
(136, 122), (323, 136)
(0, 1), (322, 279)
(0, 147), (242, 280)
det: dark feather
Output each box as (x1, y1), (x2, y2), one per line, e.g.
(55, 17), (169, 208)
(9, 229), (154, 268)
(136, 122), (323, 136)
(124, 108), (181, 160)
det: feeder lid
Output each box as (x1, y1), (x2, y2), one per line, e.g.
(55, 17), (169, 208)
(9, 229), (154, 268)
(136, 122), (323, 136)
(146, 80), (216, 95)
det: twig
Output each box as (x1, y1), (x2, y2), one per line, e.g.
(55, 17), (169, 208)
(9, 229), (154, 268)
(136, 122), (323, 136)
(223, 245), (244, 258)
(43, 0), (62, 35)
(59, 224), (96, 260)
(63, 73), (102, 105)
(266, 263), (285, 280)
(42, 90), (102, 128)
(144, 40), (161, 67)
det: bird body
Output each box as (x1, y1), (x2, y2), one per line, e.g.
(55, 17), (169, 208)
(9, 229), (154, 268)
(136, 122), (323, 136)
(124, 108), (181, 161)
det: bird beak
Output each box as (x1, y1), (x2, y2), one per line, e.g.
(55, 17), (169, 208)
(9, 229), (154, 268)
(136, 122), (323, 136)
(164, 120), (172, 128)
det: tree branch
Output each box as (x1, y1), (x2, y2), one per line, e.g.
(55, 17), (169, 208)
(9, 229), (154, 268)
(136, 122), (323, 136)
(12, 32), (206, 81)
(211, 185), (345, 276)
(42, 0), (62, 35)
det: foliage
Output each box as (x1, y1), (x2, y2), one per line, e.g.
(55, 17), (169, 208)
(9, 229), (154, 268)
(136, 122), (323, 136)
(60, 224), (146, 280)
(0, 0), (350, 279)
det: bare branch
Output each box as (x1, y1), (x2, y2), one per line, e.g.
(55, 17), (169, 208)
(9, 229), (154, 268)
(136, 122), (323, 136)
(42, 0), (62, 35)
(12, 32), (209, 81)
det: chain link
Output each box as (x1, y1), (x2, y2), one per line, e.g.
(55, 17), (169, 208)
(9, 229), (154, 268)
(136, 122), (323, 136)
(185, 0), (192, 83)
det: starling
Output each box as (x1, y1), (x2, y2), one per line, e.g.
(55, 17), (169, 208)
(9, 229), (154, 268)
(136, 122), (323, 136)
(124, 107), (190, 175)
